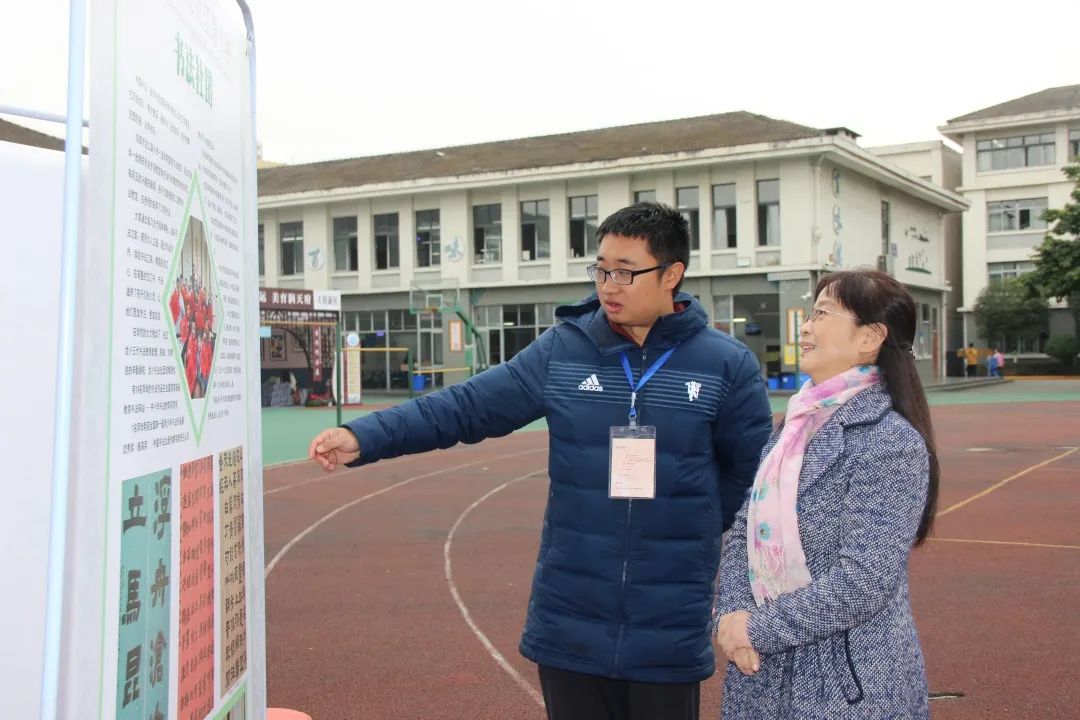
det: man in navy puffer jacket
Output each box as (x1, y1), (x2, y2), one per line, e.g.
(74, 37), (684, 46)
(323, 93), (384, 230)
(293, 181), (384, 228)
(309, 202), (773, 720)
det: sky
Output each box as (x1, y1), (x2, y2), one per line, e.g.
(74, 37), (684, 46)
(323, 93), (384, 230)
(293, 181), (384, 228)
(2, 0), (1077, 165)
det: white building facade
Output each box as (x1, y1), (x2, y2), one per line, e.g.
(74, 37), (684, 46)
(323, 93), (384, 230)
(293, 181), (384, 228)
(868, 141), (964, 360)
(257, 113), (966, 391)
(940, 85), (1080, 353)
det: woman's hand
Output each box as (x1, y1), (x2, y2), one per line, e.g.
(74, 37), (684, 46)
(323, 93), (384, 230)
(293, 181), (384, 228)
(717, 610), (760, 675)
(729, 646), (761, 676)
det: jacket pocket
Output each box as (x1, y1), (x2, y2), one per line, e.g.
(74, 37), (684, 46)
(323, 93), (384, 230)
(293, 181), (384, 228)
(537, 489), (556, 582)
(825, 631), (864, 705)
(700, 502), (716, 586)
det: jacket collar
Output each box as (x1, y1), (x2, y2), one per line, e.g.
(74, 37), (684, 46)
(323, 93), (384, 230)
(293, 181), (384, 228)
(555, 292), (708, 355)
(785, 382), (894, 497)
(829, 382), (893, 427)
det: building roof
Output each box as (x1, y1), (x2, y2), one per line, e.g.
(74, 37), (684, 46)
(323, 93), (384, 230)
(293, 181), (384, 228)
(0, 118), (87, 154)
(0, 118), (64, 151)
(257, 111), (822, 197)
(946, 84), (1080, 124)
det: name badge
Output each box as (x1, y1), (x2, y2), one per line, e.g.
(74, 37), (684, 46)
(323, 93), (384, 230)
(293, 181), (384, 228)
(609, 425), (656, 499)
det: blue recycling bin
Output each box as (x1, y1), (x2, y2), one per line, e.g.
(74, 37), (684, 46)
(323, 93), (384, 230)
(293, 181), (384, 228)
(779, 373), (796, 390)
(766, 376), (780, 391)
(412, 374), (426, 392)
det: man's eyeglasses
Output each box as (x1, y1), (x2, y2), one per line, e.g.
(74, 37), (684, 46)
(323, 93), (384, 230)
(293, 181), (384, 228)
(803, 307), (857, 323)
(587, 263), (670, 286)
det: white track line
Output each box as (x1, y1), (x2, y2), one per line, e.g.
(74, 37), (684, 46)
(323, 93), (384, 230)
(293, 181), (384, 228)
(263, 454), (410, 497)
(263, 440), (529, 496)
(938, 446), (1078, 517)
(444, 469), (548, 709)
(264, 443), (483, 496)
(931, 538), (1080, 551)
(263, 447), (546, 579)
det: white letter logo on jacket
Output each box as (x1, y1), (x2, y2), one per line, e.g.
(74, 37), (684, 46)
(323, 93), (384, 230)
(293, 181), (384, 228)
(578, 374), (604, 392)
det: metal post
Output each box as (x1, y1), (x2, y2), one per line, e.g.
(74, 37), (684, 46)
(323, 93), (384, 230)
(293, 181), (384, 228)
(335, 318), (342, 427)
(42, 1), (88, 718)
(407, 349), (414, 399)
(794, 307), (803, 388)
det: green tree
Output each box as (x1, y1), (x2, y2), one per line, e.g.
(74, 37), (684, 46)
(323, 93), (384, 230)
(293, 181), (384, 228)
(974, 280), (1048, 351)
(1023, 161), (1080, 334)
(1044, 335), (1079, 369)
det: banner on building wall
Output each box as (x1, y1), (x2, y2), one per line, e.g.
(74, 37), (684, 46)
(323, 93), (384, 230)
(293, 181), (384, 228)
(449, 319), (463, 353)
(77, 0), (264, 718)
(344, 347), (362, 404)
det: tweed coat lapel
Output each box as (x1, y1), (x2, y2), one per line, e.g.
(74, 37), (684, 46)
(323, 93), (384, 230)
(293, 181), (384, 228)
(793, 383), (894, 499)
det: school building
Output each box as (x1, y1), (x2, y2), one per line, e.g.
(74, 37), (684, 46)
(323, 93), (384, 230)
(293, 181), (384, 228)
(938, 84), (1080, 353)
(255, 110), (967, 391)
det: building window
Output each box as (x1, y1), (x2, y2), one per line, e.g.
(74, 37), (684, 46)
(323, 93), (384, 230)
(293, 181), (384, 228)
(279, 221), (303, 276)
(881, 200), (891, 256)
(757, 179), (780, 247)
(568, 194), (598, 259)
(987, 198), (1048, 232)
(374, 213), (399, 270)
(333, 216), (358, 272)
(991, 333), (1045, 354)
(914, 303), (932, 357)
(257, 223), (265, 276)
(474, 303), (557, 366)
(520, 200), (550, 261)
(677, 186), (700, 251)
(416, 209), (440, 268)
(987, 260), (1036, 287)
(472, 204), (502, 264)
(1070, 129), (1080, 159)
(977, 133), (1055, 171)
(712, 184), (736, 249)
(634, 190), (656, 203)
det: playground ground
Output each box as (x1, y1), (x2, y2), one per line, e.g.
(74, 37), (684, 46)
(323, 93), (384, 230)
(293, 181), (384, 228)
(259, 378), (1080, 719)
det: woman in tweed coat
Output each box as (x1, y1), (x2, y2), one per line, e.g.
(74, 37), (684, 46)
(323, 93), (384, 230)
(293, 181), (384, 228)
(714, 269), (939, 719)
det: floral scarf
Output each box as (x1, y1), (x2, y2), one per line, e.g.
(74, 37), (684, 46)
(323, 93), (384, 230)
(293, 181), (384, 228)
(747, 365), (881, 605)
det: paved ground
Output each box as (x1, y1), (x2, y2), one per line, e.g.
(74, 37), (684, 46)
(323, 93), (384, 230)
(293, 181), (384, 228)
(260, 379), (1080, 466)
(261, 381), (1080, 719)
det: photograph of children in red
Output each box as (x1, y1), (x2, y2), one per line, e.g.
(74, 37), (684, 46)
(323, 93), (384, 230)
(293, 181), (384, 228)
(168, 217), (216, 400)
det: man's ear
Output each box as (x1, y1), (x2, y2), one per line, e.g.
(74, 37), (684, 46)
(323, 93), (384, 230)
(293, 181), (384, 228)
(663, 262), (686, 292)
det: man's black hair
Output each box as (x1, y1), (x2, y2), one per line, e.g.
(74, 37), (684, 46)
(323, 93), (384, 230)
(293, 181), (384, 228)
(595, 202), (690, 293)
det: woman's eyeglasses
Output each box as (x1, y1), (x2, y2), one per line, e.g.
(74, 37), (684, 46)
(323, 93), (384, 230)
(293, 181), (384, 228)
(804, 307), (857, 323)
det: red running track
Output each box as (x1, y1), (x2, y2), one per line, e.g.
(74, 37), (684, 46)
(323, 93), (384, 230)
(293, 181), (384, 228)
(263, 402), (1080, 719)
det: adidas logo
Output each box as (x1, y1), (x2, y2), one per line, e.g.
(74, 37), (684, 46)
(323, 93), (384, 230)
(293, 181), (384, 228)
(578, 374), (604, 392)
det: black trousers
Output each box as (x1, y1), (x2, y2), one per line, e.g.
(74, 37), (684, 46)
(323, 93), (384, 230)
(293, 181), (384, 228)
(538, 665), (700, 720)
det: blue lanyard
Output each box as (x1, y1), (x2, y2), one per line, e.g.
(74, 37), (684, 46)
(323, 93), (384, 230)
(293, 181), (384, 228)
(619, 345), (678, 425)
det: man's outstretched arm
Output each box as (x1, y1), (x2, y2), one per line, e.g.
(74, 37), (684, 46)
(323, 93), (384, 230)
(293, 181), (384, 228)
(309, 327), (555, 471)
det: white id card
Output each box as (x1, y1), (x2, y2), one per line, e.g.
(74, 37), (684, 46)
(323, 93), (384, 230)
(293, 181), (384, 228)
(609, 425), (657, 499)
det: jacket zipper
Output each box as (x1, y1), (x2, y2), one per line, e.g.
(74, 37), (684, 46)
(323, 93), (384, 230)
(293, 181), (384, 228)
(613, 347), (647, 677)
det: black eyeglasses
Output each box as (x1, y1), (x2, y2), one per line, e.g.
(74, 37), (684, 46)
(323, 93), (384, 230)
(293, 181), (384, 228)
(587, 263), (671, 286)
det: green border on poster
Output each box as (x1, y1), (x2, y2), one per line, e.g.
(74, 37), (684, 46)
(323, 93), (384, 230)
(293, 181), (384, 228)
(160, 171), (224, 445)
(98, 1), (122, 716)
(209, 679), (249, 720)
